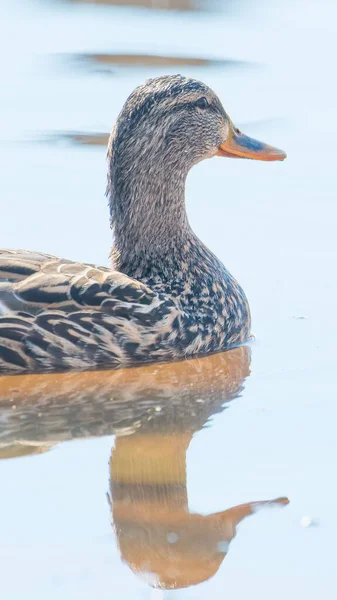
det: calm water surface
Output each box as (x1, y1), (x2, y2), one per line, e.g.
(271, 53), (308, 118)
(1, 0), (337, 598)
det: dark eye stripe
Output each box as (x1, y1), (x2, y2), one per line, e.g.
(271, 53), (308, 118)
(165, 100), (213, 116)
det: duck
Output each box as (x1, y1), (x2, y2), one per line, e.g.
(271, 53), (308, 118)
(0, 75), (286, 374)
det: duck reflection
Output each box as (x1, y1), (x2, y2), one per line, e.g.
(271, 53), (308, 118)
(109, 429), (288, 590)
(109, 428), (288, 589)
(101, 347), (288, 590)
(0, 347), (288, 591)
(0, 346), (250, 449)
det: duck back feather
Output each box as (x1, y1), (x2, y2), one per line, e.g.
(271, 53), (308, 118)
(0, 250), (180, 374)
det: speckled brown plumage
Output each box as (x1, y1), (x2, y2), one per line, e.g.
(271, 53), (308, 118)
(0, 245), (249, 373)
(0, 74), (285, 375)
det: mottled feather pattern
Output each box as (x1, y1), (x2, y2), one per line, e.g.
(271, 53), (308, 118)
(0, 250), (184, 373)
(0, 246), (250, 374)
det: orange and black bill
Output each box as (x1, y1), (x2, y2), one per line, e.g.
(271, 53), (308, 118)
(217, 121), (286, 162)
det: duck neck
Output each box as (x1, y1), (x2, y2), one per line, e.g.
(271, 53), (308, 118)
(109, 166), (200, 279)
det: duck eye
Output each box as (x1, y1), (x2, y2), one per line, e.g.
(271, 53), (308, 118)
(195, 97), (209, 110)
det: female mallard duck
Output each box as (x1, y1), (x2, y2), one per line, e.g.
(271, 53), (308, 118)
(0, 75), (286, 374)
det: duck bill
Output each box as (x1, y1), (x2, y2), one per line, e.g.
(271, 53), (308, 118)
(217, 122), (287, 162)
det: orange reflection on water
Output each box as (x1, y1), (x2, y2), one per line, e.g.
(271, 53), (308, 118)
(0, 347), (250, 450)
(110, 428), (288, 590)
(0, 346), (288, 590)
(69, 0), (216, 12)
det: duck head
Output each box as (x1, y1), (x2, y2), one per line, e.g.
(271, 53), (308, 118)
(108, 74), (286, 172)
(107, 75), (286, 271)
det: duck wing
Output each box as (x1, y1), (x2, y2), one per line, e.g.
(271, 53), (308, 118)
(0, 250), (177, 374)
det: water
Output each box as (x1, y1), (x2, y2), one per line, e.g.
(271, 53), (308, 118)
(0, 0), (337, 597)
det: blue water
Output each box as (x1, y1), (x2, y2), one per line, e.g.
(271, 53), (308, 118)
(1, 0), (337, 597)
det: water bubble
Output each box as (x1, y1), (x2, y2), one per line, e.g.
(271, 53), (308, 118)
(300, 516), (317, 528)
